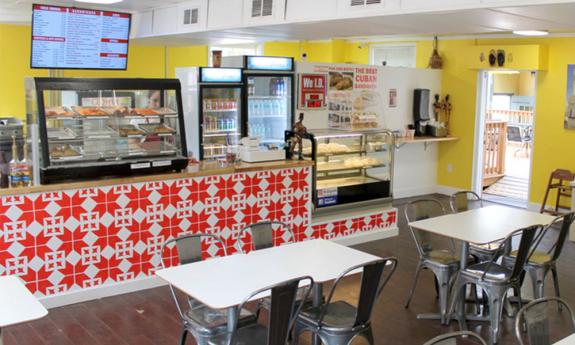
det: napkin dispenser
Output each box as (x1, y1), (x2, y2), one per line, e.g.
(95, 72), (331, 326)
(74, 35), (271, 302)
(239, 137), (286, 163)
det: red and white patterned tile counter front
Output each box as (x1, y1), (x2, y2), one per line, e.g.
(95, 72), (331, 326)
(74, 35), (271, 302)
(0, 166), (397, 300)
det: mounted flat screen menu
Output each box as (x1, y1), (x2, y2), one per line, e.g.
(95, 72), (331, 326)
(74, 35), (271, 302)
(31, 4), (131, 70)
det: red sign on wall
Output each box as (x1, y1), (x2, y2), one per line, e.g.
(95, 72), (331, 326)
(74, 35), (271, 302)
(299, 74), (327, 109)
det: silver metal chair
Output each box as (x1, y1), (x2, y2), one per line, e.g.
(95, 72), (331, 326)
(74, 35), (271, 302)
(292, 257), (398, 345)
(450, 191), (502, 262)
(404, 199), (465, 324)
(448, 225), (542, 345)
(424, 331), (488, 345)
(161, 234), (257, 345)
(515, 297), (575, 345)
(502, 212), (575, 300)
(206, 275), (314, 345)
(237, 221), (295, 254)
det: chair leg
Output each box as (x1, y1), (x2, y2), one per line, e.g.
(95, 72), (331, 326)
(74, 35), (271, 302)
(361, 326), (375, 345)
(179, 328), (188, 345)
(551, 267), (561, 298)
(437, 270), (451, 325)
(527, 268), (546, 300)
(487, 288), (507, 345)
(447, 274), (464, 326)
(404, 261), (423, 308)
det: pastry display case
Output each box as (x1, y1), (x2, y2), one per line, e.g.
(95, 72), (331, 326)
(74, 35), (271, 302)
(288, 129), (394, 212)
(26, 78), (188, 184)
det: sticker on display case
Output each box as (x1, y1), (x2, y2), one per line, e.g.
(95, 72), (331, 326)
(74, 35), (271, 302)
(152, 160), (172, 167)
(299, 74), (327, 109)
(317, 187), (338, 207)
(130, 162), (151, 170)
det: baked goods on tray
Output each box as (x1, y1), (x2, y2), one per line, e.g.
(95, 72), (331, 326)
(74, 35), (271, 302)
(50, 145), (81, 159)
(153, 107), (176, 115)
(131, 108), (159, 116)
(139, 124), (175, 135)
(73, 107), (108, 116)
(103, 106), (131, 116)
(119, 126), (145, 137)
(46, 106), (75, 117)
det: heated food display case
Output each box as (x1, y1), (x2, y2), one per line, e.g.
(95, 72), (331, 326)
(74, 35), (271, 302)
(288, 129), (394, 212)
(26, 78), (188, 184)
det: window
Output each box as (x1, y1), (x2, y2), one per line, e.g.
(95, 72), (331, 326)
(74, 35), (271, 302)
(208, 44), (263, 66)
(369, 44), (416, 68)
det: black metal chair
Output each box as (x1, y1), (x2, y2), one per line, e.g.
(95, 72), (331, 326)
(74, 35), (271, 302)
(292, 257), (398, 345)
(515, 297), (575, 345)
(424, 331), (488, 345)
(502, 212), (575, 300)
(450, 191), (502, 262)
(206, 276), (314, 345)
(507, 125), (532, 157)
(404, 199), (466, 324)
(161, 234), (257, 345)
(448, 225), (542, 345)
(237, 221), (295, 254)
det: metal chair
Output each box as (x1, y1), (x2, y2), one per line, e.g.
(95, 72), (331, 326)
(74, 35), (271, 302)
(515, 297), (575, 345)
(448, 225), (542, 345)
(237, 221), (295, 254)
(206, 275), (314, 345)
(450, 191), (502, 263)
(502, 212), (575, 300)
(161, 234), (257, 345)
(404, 199), (464, 324)
(292, 257), (398, 345)
(423, 331), (488, 345)
(507, 125), (532, 157)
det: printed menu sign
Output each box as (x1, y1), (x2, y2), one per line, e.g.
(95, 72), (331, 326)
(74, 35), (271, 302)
(299, 74), (327, 109)
(31, 4), (131, 70)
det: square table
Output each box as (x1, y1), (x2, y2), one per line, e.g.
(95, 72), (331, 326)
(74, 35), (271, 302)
(156, 239), (382, 343)
(409, 205), (556, 328)
(0, 276), (48, 345)
(554, 334), (575, 345)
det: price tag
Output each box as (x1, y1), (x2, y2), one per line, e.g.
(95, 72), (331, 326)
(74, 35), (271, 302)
(152, 160), (172, 167)
(130, 162), (150, 170)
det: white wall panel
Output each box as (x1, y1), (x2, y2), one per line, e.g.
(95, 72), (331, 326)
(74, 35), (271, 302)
(130, 11), (153, 38)
(152, 6), (179, 35)
(286, 0), (338, 22)
(208, 0), (244, 29)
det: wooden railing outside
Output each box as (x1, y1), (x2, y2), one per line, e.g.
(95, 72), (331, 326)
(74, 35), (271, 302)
(487, 109), (533, 125)
(483, 120), (507, 186)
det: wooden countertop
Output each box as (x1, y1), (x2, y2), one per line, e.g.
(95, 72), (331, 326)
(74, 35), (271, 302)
(395, 136), (459, 144)
(0, 160), (314, 197)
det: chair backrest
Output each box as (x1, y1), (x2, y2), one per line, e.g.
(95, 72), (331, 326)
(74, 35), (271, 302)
(237, 221), (295, 253)
(405, 199), (448, 257)
(515, 297), (575, 345)
(318, 257), (398, 330)
(508, 125), (522, 142)
(488, 225), (541, 282)
(450, 191), (483, 213)
(231, 276), (314, 345)
(423, 331), (488, 345)
(549, 212), (575, 262)
(550, 169), (575, 185)
(160, 233), (227, 320)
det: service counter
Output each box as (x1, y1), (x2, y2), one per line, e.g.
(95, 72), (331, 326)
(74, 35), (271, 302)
(0, 160), (397, 307)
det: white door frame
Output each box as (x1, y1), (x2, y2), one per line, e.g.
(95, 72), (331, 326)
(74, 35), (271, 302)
(471, 70), (539, 209)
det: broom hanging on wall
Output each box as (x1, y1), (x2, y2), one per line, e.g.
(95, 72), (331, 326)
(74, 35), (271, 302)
(428, 36), (443, 69)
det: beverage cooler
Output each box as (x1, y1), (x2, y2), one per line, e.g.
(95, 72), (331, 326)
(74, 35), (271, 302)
(222, 56), (294, 147)
(178, 67), (243, 160)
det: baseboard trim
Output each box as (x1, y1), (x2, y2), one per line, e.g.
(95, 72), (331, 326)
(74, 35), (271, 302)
(332, 227), (399, 246)
(39, 276), (167, 309)
(394, 186), (438, 199)
(435, 185), (463, 196)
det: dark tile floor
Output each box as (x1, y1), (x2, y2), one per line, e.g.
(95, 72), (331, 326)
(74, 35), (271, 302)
(4, 194), (574, 345)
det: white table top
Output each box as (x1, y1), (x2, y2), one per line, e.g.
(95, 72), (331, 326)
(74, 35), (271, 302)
(156, 239), (381, 310)
(0, 276), (48, 328)
(409, 205), (556, 245)
(554, 334), (575, 345)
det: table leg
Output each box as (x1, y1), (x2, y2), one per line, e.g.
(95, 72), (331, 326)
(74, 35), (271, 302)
(227, 306), (238, 333)
(457, 242), (470, 331)
(312, 283), (323, 345)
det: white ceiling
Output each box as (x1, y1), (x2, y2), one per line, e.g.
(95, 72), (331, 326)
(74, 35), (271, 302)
(3, 1), (575, 44)
(132, 3), (575, 46)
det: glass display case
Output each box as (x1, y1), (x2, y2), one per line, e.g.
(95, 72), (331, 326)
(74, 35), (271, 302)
(288, 129), (394, 212)
(26, 78), (188, 184)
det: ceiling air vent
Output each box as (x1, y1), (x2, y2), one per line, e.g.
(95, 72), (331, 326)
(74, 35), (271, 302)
(252, 0), (273, 18)
(183, 8), (199, 25)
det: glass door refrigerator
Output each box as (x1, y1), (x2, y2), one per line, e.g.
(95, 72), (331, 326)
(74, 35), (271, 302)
(177, 67), (243, 160)
(222, 56), (294, 147)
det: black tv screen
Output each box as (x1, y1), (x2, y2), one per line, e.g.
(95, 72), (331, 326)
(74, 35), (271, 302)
(31, 4), (131, 70)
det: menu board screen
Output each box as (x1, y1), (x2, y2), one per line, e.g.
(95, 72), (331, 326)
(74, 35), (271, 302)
(31, 4), (131, 70)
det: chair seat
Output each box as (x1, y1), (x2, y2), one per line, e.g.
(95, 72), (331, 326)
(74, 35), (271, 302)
(298, 301), (358, 332)
(510, 249), (552, 265)
(185, 305), (257, 335)
(463, 262), (513, 282)
(207, 324), (269, 345)
(426, 250), (474, 266)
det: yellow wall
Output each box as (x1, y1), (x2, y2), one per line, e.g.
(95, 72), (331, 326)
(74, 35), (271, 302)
(167, 45), (209, 78)
(493, 74), (520, 94)
(519, 71), (536, 97)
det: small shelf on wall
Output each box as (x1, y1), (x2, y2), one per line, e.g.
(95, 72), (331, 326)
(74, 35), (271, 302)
(395, 136), (459, 150)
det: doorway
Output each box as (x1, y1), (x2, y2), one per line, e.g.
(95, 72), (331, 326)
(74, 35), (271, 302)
(473, 70), (537, 208)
